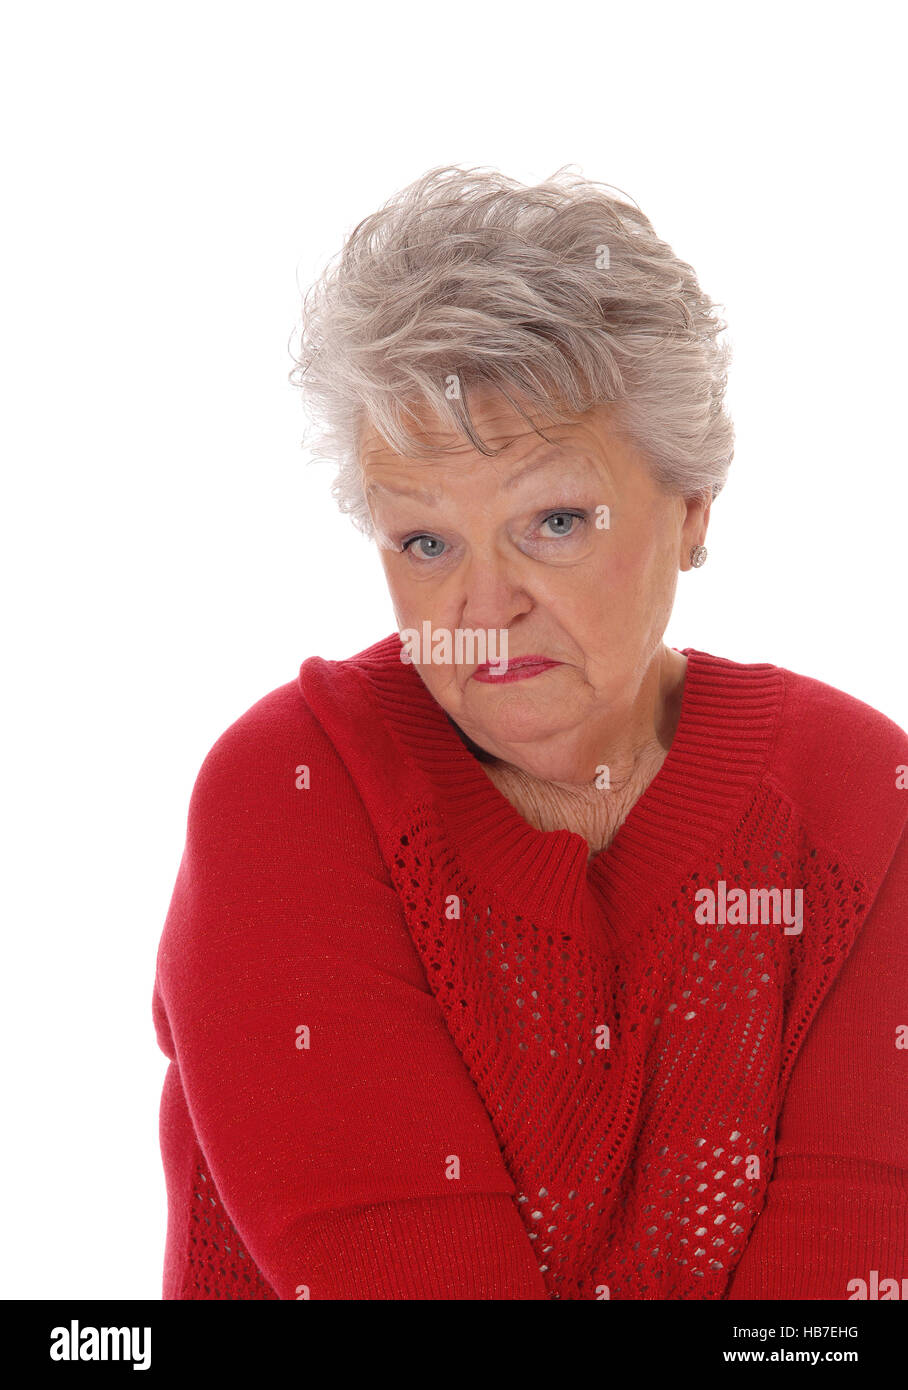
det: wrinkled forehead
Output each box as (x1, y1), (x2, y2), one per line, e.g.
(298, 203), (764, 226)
(359, 398), (638, 513)
(364, 448), (608, 512)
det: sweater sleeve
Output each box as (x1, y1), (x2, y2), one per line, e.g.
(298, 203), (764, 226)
(725, 824), (908, 1300)
(152, 686), (548, 1300)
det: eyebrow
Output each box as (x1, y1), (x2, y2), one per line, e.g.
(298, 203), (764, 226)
(365, 449), (595, 505)
(366, 478), (441, 504)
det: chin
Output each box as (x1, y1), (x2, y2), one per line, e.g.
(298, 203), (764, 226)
(464, 693), (577, 747)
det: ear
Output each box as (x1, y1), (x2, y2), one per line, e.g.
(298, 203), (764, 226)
(680, 489), (712, 569)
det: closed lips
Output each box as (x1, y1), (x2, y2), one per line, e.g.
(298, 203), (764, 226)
(474, 656), (561, 674)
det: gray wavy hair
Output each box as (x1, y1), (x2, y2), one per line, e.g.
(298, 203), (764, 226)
(288, 164), (733, 537)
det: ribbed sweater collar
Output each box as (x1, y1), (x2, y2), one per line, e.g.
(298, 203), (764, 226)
(307, 634), (786, 933)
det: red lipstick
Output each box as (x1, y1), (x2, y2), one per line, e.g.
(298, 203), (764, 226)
(472, 655), (563, 684)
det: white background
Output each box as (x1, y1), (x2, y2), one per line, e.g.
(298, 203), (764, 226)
(2, 0), (904, 1297)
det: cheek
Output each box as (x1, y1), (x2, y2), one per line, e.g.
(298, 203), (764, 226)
(563, 536), (641, 609)
(390, 590), (446, 636)
(383, 567), (463, 635)
(606, 524), (674, 594)
(380, 563), (423, 628)
(561, 534), (671, 645)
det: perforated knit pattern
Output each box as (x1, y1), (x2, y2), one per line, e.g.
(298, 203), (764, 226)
(184, 1160), (279, 1300)
(154, 637), (907, 1299)
(386, 778), (871, 1299)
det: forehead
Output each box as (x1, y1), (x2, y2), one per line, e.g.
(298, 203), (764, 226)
(363, 443), (604, 507)
(359, 397), (619, 504)
(359, 390), (605, 453)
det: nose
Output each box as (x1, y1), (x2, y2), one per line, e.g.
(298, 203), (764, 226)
(459, 548), (533, 632)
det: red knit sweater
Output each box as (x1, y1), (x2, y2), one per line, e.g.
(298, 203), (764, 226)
(152, 637), (908, 1300)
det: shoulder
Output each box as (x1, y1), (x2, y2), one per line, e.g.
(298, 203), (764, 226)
(187, 677), (331, 806)
(692, 646), (907, 756)
(773, 660), (908, 759)
(189, 633), (401, 797)
(182, 666), (379, 859)
(770, 659), (908, 804)
(752, 653), (906, 880)
(182, 634), (417, 868)
(689, 648), (908, 883)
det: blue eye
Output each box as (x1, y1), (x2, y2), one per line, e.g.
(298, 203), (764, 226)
(401, 534), (446, 559)
(540, 510), (585, 537)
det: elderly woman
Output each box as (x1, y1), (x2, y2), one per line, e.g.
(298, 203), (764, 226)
(152, 165), (907, 1301)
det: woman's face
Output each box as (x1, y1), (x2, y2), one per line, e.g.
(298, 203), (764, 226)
(361, 391), (709, 782)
